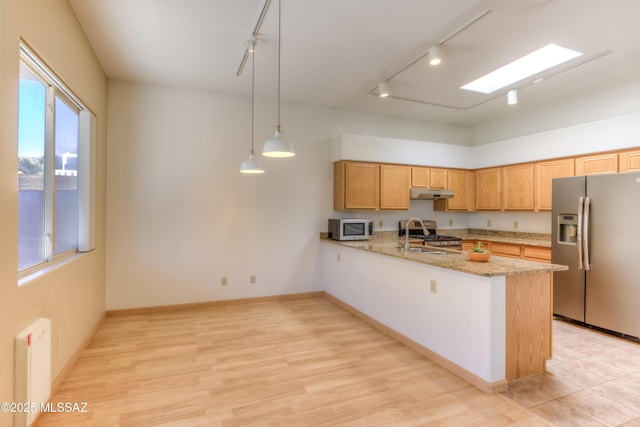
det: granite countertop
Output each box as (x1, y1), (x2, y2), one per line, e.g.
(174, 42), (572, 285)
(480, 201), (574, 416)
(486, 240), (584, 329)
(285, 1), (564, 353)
(442, 229), (552, 248)
(322, 238), (567, 278)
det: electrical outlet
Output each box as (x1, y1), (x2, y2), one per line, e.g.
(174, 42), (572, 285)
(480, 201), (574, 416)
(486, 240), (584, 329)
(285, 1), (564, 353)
(221, 276), (228, 286)
(513, 221), (519, 229)
(250, 275), (256, 284)
(378, 220), (383, 228)
(430, 280), (437, 294)
(487, 220), (492, 227)
(337, 253), (341, 263)
(449, 219), (453, 226)
(56, 332), (62, 349)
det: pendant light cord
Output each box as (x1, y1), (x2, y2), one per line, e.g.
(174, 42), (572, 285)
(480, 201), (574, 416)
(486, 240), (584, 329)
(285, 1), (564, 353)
(277, 0), (281, 128)
(251, 48), (255, 154)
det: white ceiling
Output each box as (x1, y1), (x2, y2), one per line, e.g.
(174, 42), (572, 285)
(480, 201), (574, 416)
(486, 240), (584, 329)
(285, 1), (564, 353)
(69, 0), (640, 126)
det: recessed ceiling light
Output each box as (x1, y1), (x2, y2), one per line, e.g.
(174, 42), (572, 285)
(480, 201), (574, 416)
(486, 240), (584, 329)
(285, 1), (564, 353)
(461, 44), (583, 94)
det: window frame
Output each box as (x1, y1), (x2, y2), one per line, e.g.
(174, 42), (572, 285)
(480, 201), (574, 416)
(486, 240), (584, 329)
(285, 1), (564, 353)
(18, 42), (96, 281)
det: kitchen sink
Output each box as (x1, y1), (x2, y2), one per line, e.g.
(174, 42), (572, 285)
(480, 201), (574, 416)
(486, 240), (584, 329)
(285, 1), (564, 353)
(406, 247), (446, 254)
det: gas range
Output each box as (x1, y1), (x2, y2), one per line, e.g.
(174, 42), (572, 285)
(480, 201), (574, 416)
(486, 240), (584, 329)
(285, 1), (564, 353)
(398, 219), (462, 248)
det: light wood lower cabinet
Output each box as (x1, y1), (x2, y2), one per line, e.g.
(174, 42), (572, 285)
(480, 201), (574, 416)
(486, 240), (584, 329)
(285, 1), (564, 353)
(462, 240), (551, 263)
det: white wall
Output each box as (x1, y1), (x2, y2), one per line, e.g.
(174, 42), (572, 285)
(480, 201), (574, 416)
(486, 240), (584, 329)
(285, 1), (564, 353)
(0, 1), (108, 426)
(105, 82), (467, 309)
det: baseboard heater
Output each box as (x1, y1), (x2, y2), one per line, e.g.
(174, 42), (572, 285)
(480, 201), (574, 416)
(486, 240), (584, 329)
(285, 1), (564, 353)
(15, 318), (51, 427)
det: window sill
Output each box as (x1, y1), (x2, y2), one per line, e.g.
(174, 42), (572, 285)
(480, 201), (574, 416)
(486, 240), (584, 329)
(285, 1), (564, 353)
(18, 251), (89, 287)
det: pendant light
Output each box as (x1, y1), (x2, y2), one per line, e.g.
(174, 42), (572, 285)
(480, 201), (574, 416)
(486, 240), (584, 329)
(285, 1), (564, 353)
(262, 0), (295, 158)
(240, 41), (265, 174)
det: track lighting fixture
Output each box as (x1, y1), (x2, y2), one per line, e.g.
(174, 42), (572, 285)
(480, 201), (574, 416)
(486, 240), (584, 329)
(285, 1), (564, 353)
(378, 81), (389, 98)
(507, 89), (518, 105)
(240, 43), (264, 174)
(263, 0), (294, 158)
(244, 37), (255, 54)
(428, 45), (442, 66)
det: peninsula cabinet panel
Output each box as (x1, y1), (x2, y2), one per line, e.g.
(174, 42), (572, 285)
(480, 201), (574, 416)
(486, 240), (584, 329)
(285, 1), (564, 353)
(535, 158), (575, 211)
(522, 246), (552, 263)
(380, 164), (411, 210)
(489, 242), (521, 259)
(475, 167), (502, 210)
(334, 161), (380, 210)
(575, 153), (618, 175)
(503, 164), (535, 210)
(434, 169), (475, 211)
(619, 149), (640, 172)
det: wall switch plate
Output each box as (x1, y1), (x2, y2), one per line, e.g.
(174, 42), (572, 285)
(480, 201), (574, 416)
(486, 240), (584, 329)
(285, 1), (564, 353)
(430, 280), (437, 294)
(337, 253), (341, 263)
(449, 219), (453, 226)
(221, 277), (228, 286)
(250, 275), (256, 284)
(513, 221), (519, 229)
(378, 220), (383, 228)
(487, 220), (492, 227)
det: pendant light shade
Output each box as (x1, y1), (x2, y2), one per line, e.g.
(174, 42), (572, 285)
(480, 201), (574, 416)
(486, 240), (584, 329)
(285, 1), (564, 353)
(240, 40), (264, 174)
(240, 151), (264, 173)
(263, 0), (295, 158)
(263, 126), (294, 157)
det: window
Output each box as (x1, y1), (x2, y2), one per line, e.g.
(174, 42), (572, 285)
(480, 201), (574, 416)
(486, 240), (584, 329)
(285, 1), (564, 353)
(18, 43), (96, 274)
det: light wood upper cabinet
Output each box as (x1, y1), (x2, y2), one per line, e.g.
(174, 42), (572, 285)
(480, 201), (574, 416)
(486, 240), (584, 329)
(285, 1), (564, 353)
(429, 168), (447, 189)
(619, 149), (640, 172)
(334, 161), (410, 210)
(475, 167), (502, 210)
(411, 167), (446, 189)
(380, 164), (411, 210)
(434, 169), (474, 211)
(575, 153), (618, 175)
(535, 158), (575, 211)
(334, 161), (379, 210)
(503, 163), (535, 210)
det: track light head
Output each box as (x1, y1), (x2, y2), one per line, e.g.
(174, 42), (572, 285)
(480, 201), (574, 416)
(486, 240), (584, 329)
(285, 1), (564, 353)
(378, 81), (390, 98)
(507, 89), (518, 105)
(429, 45), (442, 66)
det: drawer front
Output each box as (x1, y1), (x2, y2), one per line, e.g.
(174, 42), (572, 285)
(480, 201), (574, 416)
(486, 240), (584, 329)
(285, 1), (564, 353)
(490, 242), (521, 258)
(522, 246), (551, 262)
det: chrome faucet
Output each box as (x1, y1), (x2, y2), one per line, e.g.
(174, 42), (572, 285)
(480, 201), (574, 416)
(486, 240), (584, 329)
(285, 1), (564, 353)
(404, 217), (431, 251)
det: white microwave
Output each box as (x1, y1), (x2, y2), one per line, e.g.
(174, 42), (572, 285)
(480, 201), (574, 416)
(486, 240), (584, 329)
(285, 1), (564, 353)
(329, 219), (374, 241)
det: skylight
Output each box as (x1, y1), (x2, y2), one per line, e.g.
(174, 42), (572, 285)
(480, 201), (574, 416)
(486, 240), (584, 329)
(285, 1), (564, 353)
(460, 44), (583, 94)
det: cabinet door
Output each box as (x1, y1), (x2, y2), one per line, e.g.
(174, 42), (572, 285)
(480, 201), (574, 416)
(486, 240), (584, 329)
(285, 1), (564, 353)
(535, 158), (575, 211)
(380, 165), (410, 210)
(336, 161), (379, 210)
(575, 153), (618, 175)
(503, 163), (535, 210)
(522, 246), (551, 263)
(489, 242), (521, 258)
(411, 167), (430, 188)
(447, 169), (473, 211)
(619, 149), (640, 173)
(430, 168), (447, 189)
(475, 168), (502, 210)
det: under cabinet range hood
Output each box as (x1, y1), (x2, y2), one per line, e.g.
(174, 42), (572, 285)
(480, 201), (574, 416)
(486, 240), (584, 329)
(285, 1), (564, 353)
(410, 187), (454, 200)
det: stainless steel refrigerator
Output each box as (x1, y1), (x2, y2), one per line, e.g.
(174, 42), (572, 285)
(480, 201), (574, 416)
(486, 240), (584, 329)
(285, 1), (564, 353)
(552, 172), (640, 339)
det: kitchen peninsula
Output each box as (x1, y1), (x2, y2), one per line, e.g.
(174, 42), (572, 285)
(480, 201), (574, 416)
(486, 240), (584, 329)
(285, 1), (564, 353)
(318, 238), (568, 393)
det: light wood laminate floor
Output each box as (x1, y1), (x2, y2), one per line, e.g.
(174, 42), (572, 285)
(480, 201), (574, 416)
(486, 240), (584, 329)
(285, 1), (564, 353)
(35, 295), (548, 426)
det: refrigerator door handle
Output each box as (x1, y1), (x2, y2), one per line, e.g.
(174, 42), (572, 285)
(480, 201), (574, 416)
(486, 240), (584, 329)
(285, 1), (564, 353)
(577, 196), (584, 270)
(583, 196), (591, 270)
